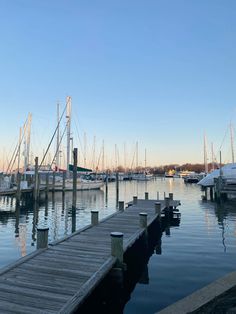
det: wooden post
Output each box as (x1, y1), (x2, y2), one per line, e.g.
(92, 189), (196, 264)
(164, 191), (166, 199)
(157, 191), (159, 200)
(139, 212), (147, 228)
(118, 201), (124, 211)
(34, 157), (39, 202)
(169, 192), (173, 200)
(46, 172), (49, 196)
(52, 171), (55, 192)
(16, 172), (21, 203)
(37, 227), (49, 249)
(145, 192), (149, 200)
(62, 171), (66, 192)
(165, 197), (170, 209)
(111, 232), (123, 266)
(116, 172), (119, 206)
(133, 196), (138, 205)
(155, 202), (161, 216)
(91, 210), (99, 226)
(72, 148), (78, 210)
(210, 187), (214, 201)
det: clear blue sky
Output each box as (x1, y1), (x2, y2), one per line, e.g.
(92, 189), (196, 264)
(0, 0), (236, 169)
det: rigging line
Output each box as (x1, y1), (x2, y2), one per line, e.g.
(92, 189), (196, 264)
(96, 147), (102, 170)
(39, 103), (67, 169)
(7, 118), (28, 174)
(73, 118), (85, 160)
(49, 124), (67, 171)
(216, 125), (229, 156)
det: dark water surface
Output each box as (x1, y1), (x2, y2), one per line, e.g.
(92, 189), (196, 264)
(0, 178), (236, 313)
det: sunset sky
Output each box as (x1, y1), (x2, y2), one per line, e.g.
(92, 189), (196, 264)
(0, 0), (236, 170)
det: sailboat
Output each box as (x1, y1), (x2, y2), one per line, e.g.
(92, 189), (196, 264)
(47, 97), (104, 191)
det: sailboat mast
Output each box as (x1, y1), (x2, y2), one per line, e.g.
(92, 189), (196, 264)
(84, 132), (87, 168)
(66, 96), (72, 173)
(102, 140), (105, 171)
(211, 142), (214, 171)
(230, 123), (235, 163)
(204, 134), (208, 174)
(136, 141), (138, 170)
(56, 103), (60, 170)
(17, 127), (22, 173)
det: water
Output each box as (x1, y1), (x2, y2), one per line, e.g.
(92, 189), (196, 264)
(0, 178), (236, 313)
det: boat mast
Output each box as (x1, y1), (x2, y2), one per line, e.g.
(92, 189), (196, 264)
(211, 142), (214, 171)
(102, 140), (105, 171)
(56, 103), (60, 170)
(230, 123), (235, 163)
(136, 141), (138, 171)
(204, 133), (208, 174)
(23, 114), (31, 173)
(17, 127), (22, 173)
(66, 96), (72, 173)
(84, 132), (87, 168)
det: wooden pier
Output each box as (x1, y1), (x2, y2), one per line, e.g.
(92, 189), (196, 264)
(0, 197), (180, 314)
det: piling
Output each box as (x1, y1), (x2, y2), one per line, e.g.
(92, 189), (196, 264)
(169, 192), (173, 200)
(46, 172), (49, 197)
(155, 202), (161, 216)
(210, 187), (214, 201)
(72, 148), (78, 210)
(16, 172), (21, 203)
(133, 196), (138, 205)
(34, 157), (39, 202)
(139, 212), (147, 228)
(91, 210), (99, 226)
(116, 172), (119, 206)
(111, 232), (124, 267)
(36, 227), (49, 249)
(145, 192), (149, 200)
(165, 197), (170, 209)
(52, 171), (55, 192)
(118, 201), (124, 211)
(62, 171), (66, 192)
(157, 191), (159, 200)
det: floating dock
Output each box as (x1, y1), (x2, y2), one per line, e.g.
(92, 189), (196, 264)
(0, 197), (180, 313)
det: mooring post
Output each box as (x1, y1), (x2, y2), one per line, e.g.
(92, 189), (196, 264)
(165, 197), (170, 209)
(118, 201), (124, 211)
(46, 172), (49, 197)
(16, 172), (21, 204)
(62, 171), (66, 193)
(210, 187), (214, 201)
(34, 157), (39, 202)
(72, 148), (78, 210)
(133, 196), (138, 205)
(164, 191), (166, 199)
(52, 171), (55, 192)
(111, 232), (124, 267)
(116, 172), (119, 206)
(91, 210), (99, 226)
(155, 202), (161, 216)
(37, 227), (49, 249)
(169, 192), (173, 200)
(139, 212), (147, 228)
(145, 192), (149, 200)
(157, 191), (159, 200)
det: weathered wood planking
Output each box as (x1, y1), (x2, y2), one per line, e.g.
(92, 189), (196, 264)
(0, 199), (180, 314)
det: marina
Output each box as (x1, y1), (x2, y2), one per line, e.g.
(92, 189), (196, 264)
(0, 178), (236, 313)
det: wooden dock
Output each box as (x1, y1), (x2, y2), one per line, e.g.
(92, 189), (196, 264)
(0, 197), (180, 314)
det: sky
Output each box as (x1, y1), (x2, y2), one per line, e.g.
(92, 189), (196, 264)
(0, 0), (236, 170)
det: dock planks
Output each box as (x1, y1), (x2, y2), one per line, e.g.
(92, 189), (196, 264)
(0, 198), (180, 314)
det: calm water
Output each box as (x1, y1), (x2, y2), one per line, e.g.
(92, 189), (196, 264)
(0, 178), (236, 313)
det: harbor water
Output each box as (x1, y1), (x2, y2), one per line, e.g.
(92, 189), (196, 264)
(0, 178), (236, 313)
